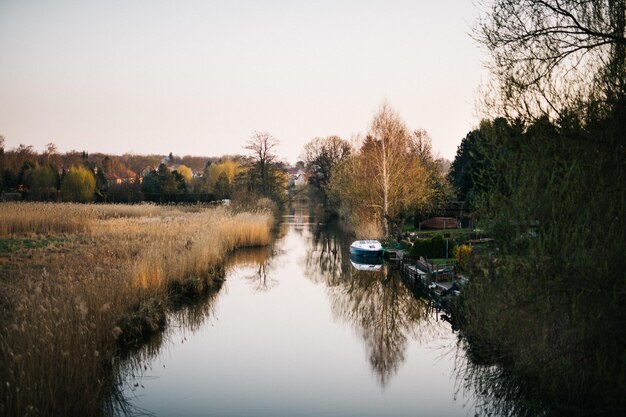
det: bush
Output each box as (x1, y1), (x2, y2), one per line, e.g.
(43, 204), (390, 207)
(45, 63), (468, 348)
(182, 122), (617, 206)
(61, 166), (95, 202)
(409, 234), (455, 258)
(454, 244), (472, 271)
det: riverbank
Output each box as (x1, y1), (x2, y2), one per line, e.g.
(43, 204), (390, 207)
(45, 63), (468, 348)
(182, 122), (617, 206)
(393, 223), (625, 417)
(0, 202), (274, 417)
(438, 232), (625, 417)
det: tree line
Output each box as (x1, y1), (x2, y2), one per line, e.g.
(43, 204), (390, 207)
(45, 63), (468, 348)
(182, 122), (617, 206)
(446, 1), (625, 416)
(0, 136), (289, 204)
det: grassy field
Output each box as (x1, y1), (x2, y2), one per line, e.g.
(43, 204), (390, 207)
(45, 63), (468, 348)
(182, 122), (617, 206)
(0, 202), (274, 417)
(0, 237), (68, 254)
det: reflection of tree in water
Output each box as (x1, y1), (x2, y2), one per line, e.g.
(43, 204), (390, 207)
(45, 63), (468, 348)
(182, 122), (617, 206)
(304, 221), (351, 287)
(226, 245), (278, 292)
(244, 261), (278, 292)
(304, 221), (437, 386)
(224, 245), (272, 271)
(452, 338), (535, 417)
(329, 265), (431, 386)
(226, 244), (278, 292)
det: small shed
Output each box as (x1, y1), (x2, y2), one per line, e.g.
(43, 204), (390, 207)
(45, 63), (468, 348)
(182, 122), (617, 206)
(420, 217), (458, 229)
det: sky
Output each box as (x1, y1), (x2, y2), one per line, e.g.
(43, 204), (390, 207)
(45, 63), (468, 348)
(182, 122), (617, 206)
(0, 0), (488, 164)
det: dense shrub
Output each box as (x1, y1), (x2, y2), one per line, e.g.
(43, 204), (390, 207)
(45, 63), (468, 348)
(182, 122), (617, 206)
(408, 234), (455, 259)
(454, 244), (472, 271)
(106, 182), (144, 203)
(61, 166), (96, 202)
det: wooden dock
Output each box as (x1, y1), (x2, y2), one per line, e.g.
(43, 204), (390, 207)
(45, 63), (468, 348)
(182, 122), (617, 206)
(383, 247), (467, 307)
(384, 248), (406, 261)
(402, 259), (463, 306)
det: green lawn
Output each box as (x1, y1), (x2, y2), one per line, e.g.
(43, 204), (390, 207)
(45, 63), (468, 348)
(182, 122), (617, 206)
(428, 258), (456, 265)
(0, 237), (67, 254)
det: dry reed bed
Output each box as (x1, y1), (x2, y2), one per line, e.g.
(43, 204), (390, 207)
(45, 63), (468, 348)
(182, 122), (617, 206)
(0, 202), (93, 236)
(0, 202), (175, 236)
(0, 202), (273, 417)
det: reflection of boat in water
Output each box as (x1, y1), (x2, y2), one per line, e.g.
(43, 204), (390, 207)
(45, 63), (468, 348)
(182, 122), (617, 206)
(350, 253), (383, 271)
(349, 240), (383, 257)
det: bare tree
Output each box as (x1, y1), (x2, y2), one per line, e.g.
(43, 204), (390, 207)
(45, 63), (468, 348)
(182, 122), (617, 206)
(244, 131), (280, 196)
(410, 129), (433, 166)
(476, 0), (626, 120)
(43, 142), (62, 169)
(45, 142), (57, 156)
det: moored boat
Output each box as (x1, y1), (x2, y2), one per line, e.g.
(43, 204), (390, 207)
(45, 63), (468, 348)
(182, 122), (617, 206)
(349, 253), (383, 271)
(349, 240), (383, 257)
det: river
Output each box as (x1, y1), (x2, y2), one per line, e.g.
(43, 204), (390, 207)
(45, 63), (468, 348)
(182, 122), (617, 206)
(115, 205), (488, 417)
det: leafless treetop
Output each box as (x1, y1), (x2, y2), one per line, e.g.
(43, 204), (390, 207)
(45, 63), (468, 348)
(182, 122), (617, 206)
(476, 0), (626, 120)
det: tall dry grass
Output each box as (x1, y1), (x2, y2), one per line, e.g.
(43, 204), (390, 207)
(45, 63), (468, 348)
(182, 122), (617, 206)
(0, 202), (171, 236)
(0, 202), (93, 236)
(0, 202), (273, 417)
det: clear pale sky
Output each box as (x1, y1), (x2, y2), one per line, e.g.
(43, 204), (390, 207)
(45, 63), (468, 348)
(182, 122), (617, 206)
(0, 0), (487, 164)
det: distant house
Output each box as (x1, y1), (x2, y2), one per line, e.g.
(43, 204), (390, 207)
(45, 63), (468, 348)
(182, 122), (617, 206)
(159, 157), (181, 172)
(124, 170), (140, 184)
(288, 168), (309, 187)
(105, 170), (141, 187)
(104, 172), (122, 186)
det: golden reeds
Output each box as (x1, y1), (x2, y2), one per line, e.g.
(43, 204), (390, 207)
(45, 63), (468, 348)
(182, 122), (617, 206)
(0, 202), (93, 236)
(0, 202), (274, 417)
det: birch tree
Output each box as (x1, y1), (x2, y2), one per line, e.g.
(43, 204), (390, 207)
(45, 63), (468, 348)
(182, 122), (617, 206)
(329, 103), (433, 237)
(365, 103), (431, 236)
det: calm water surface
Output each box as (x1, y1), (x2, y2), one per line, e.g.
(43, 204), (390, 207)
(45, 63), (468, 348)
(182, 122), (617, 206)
(117, 207), (483, 417)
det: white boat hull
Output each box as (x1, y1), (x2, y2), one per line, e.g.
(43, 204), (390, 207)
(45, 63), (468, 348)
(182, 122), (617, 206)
(349, 240), (383, 257)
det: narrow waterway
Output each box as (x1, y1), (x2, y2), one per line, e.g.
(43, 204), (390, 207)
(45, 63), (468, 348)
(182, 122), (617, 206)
(116, 206), (485, 417)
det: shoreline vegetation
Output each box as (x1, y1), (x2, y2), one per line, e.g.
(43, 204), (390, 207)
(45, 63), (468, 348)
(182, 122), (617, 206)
(0, 202), (274, 417)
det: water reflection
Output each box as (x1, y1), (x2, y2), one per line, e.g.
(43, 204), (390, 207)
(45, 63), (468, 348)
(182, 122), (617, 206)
(225, 246), (277, 292)
(304, 221), (349, 286)
(329, 265), (431, 386)
(303, 217), (524, 415)
(224, 246), (272, 270)
(304, 220), (437, 387)
(115, 205), (490, 417)
(114, 247), (271, 416)
(453, 338), (534, 417)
